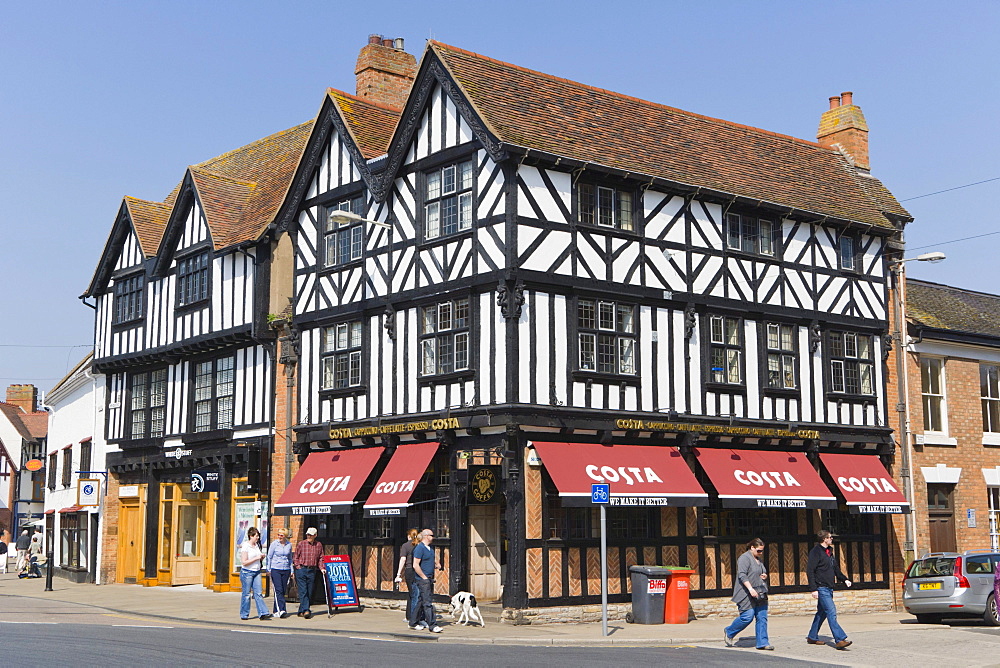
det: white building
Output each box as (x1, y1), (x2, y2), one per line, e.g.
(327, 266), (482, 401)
(43, 354), (107, 582)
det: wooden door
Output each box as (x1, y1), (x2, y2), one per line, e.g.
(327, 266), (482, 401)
(468, 505), (501, 601)
(929, 514), (956, 553)
(172, 502), (205, 585)
(117, 501), (143, 584)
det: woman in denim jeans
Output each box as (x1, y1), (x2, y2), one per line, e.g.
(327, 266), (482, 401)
(724, 538), (772, 650)
(239, 527), (272, 621)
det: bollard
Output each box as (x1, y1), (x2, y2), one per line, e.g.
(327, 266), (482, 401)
(45, 551), (53, 591)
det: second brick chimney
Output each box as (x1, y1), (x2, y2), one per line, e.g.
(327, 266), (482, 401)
(817, 91), (870, 171)
(6, 384), (37, 413)
(355, 34), (417, 110)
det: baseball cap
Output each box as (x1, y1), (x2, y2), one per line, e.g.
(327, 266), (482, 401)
(306, 527), (318, 535)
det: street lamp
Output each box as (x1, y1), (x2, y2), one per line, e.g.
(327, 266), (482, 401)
(889, 250), (946, 565)
(327, 210), (393, 229)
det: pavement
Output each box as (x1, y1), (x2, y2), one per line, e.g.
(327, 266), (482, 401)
(0, 571), (946, 648)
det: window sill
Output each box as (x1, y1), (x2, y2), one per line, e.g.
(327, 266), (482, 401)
(115, 437), (165, 449)
(577, 223), (641, 239)
(418, 369), (476, 386)
(825, 392), (876, 403)
(419, 229), (474, 249)
(175, 298), (210, 315)
(182, 429), (234, 445)
(983, 433), (1000, 447)
(724, 247), (780, 263)
(761, 387), (800, 399)
(704, 382), (747, 394)
(318, 259), (363, 275)
(571, 371), (640, 386)
(320, 385), (368, 399)
(918, 432), (958, 447)
(111, 317), (144, 330)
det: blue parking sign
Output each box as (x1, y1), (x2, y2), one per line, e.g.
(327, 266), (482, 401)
(592, 483), (610, 504)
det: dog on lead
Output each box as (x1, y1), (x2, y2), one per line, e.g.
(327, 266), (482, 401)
(449, 591), (485, 627)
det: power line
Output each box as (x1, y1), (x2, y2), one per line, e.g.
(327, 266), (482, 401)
(0, 344), (90, 349)
(906, 229), (1000, 252)
(901, 176), (1000, 201)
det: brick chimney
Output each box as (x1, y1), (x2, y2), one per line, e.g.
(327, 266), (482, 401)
(355, 34), (417, 110)
(817, 91), (870, 171)
(6, 384), (37, 413)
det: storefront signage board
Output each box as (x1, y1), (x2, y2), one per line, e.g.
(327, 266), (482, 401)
(322, 554), (361, 613)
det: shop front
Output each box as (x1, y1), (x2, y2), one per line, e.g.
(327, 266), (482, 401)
(105, 436), (267, 591)
(288, 412), (908, 618)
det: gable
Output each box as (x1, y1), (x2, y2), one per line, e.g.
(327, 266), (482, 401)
(83, 202), (152, 297)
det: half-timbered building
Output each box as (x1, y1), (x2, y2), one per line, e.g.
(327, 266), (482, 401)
(271, 38), (913, 620)
(84, 123), (310, 589)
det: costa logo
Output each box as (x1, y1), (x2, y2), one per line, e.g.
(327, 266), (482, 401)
(585, 465), (664, 486)
(837, 476), (898, 495)
(374, 479), (416, 495)
(734, 470), (802, 488)
(299, 476), (352, 495)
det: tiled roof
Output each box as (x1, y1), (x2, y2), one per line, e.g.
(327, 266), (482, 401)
(0, 402), (35, 443)
(907, 279), (1000, 340)
(187, 121), (314, 248)
(429, 41), (909, 228)
(328, 89), (401, 160)
(123, 196), (172, 257)
(20, 412), (48, 439)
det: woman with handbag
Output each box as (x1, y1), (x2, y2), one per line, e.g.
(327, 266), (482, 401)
(724, 537), (772, 650)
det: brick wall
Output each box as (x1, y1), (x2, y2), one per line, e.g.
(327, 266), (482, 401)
(354, 41), (417, 110)
(100, 473), (121, 584)
(270, 332), (303, 539)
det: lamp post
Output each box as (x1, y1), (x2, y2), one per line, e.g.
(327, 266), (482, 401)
(326, 210), (393, 229)
(889, 251), (945, 566)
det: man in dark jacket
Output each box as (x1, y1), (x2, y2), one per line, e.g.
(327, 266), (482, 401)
(806, 530), (852, 649)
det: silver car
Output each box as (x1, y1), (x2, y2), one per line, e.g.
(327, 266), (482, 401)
(902, 550), (1000, 625)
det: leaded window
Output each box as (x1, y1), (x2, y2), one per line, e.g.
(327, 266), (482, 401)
(176, 251), (209, 307)
(726, 213), (774, 256)
(322, 321), (363, 389)
(577, 183), (634, 231)
(420, 298), (470, 376)
(577, 299), (636, 375)
(765, 323), (797, 389)
(113, 273), (144, 324)
(323, 196), (366, 267)
(829, 331), (874, 395)
(129, 369), (167, 439)
(425, 160), (473, 240)
(983, 364), (1000, 433)
(192, 355), (235, 432)
(709, 315), (742, 384)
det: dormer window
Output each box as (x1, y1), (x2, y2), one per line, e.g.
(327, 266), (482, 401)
(176, 251), (209, 307)
(577, 183), (634, 231)
(113, 273), (144, 324)
(425, 160), (473, 240)
(323, 195), (365, 267)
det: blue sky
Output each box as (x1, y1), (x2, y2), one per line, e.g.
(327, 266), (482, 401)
(1, 1), (997, 391)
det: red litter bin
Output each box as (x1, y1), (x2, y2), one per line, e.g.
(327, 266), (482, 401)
(663, 567), (695, 624)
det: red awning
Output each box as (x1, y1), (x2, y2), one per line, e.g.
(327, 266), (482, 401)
(274, 448), (383, 516)
(59, 505), (82, 513)
(819, 453), (910, 514)
(532, 442), (708, 507)
(363, 442), (438, 517)
(695, 448), (837, 509)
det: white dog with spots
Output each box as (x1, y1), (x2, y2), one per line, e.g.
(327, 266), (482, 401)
(449, 591), (485, 627)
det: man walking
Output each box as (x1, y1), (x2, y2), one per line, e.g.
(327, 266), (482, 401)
(806, 530), (852, 649)
(293, 527), (323, 619)
(15, 530), (30, 573)
(410, 529), (442, 633)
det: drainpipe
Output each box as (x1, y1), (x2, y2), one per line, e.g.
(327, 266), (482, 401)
(892, 264), (916, 565)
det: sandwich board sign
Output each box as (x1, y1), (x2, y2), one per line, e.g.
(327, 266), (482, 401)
(321, 554), (361, 614)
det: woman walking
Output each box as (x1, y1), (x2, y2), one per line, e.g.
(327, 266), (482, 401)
(394, 529), (423, 628)
(267, 528), (294, 618)
(239, 527), (272, 621)
(724, 538), (772, 650)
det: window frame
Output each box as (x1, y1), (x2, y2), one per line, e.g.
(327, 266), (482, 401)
(61, 446), (72, 487)
(921, 357), (947, 434)
(175, 249), (210, 308)
(320, 320), (365, 394)
(827, 330), (876, 396)
(574, 297), (638, 379)
(763, 322), (798, 391)
(422, 159), (475, 242)
(128, 368), (168, 440)
(112, 271), (145, 325)
(982, 364), (1000, 434)
(706, 314), (744, 387)
(725, 212), (777, 258)
(47, 452), (57, 490)
(321, 195), (366, 270)
(418, 296), (473, 381)
(838, 234), (859, 272)
(190, 354), (236, 433)
(575, 181), (638, 233)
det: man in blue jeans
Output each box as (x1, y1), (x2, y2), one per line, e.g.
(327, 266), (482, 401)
(293, 527), (324, 619)
(806, 530), (853, 649)
(410, 529), (442, 633)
